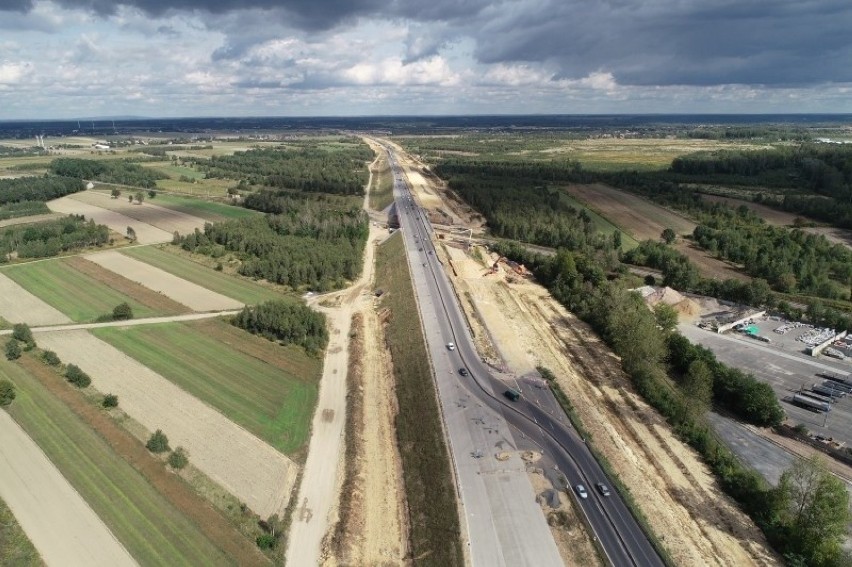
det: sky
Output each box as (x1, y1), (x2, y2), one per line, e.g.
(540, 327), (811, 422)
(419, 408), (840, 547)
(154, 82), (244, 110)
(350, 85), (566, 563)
(0, 0), (851, 119)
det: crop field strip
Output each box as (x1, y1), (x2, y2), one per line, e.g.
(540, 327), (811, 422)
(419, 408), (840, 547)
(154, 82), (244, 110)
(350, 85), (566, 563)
(147, 193), (260, 222)
(13, 353), (271, 567)
(560, 191), (639, 250)
(0, 482), (44, 567)
(93, 319), (320, 456)
(121, 245), (283, 305)
(1, 258), (166, 322)
(68, 190), (207, 236)
(1, 356), (233, 567)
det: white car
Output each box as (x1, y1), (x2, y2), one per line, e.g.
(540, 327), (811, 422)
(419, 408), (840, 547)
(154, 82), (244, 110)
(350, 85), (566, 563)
(575, 484), (588, 499)
(447, 342), (455, 351)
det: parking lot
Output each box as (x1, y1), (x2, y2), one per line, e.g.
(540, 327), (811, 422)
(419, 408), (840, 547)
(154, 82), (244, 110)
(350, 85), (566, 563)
(680, 322), (852, 448)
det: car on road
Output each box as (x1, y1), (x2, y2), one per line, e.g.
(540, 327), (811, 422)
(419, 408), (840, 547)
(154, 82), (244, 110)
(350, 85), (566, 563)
(595, 483), (611, 497)
(503, 388), (521, 402)
(459, 368), (468, 376)
(446, 342), (455, 351)
(575, 484), (588, 499)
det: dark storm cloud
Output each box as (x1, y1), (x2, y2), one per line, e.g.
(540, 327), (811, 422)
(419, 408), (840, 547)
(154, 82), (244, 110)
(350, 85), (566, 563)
(5, 0), (851, 87)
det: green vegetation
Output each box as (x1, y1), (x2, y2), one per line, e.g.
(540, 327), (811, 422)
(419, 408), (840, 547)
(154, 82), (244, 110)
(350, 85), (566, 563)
(152, 193), (259, 221)
(102, 393), (118, 408)
(0, 495), (42, 567)
(369, 153), (395, 210)
(64, 364), (91, 388)
(121, 246), (282, 305)
(0, 216), (109, 261)
(0, 357), (231, 566)
(112, 302), (133, 320)
(40, 350), (60, 366)
(195, 139), (371, 195)
(177, 190), (368, 291)
(168, 447), (189, 470)
(12, 323), (34, 348)
(375, 232), (464, 566)
(0, 176), (84, 205)
(232, 300), (328, 354)
(0, 378), (15, 405)
(146, 429), (171, 453)
(2, 260), (158, 322)
(93, 320), (321, 455)
(5, 339), (21, 361)
(0, 201), (51, 221)
(50, 158), (168, 188)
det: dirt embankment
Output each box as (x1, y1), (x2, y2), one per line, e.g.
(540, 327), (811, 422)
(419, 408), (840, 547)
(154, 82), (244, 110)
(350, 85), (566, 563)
(323, 311), (408, 566)
(441, 242), (780, 567)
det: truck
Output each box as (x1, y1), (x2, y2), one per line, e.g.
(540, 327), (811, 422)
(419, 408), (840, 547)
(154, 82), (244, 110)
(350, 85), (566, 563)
(504, 388), (521, 402)
(792, 393), (831, 413)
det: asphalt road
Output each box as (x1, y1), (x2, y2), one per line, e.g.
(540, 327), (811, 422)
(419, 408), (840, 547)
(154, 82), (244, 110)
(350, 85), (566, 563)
(387, 147), (665, 567)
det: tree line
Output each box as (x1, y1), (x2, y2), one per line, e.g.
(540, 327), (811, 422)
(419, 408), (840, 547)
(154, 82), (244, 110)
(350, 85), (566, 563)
(0, 215), (109, 261)
(194, 142), (372, 195)
(175, 191), (368, 291)
(0, 175), (85, 205)
(49, 158), (167, 188)
(231, 300), (328, 355)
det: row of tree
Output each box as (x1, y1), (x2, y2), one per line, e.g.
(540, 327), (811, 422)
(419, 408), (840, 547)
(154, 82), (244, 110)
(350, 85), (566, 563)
(0, 215), (110, 261)
(0, 175), (85, 205)
(231, 300), (328, 355)
(49, 158), (167, 188)
(194, 142), (372, 195)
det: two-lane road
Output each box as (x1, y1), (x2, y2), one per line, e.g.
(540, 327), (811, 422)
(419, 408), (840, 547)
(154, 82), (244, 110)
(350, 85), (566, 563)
(387, 147), (665, 567)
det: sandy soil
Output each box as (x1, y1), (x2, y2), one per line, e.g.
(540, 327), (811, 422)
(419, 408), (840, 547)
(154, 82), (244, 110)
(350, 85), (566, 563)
(48, 196), (172, 244)
(35, 330), (297, 518)
(566, 183), (749, 281)
(0, 410), (137, 567)
(439, 243), (780, 567)
(84, 250), (243, 311)
(0, 273), (72, 326)
(70, 191), (208, 236)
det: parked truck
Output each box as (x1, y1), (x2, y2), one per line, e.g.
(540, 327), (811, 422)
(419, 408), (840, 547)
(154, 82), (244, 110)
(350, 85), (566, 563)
(792, 393), (831, 413)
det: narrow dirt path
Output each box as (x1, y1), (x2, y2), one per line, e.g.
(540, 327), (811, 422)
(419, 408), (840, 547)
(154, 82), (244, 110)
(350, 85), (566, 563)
(0, 310), (242, 336)
(0, 410), (137, 567)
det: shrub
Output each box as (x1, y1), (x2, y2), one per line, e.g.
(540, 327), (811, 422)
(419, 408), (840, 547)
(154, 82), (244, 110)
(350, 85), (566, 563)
(0, 379), (15, 406)
(11, 323), (33, 345)
(112, 302), (133, 321)
(167, 447), (189, 469)
(255, 533), (276, 550)
(102, 394), (118, 408)
(65, 364), (91, 388)
(41, 350), (61, 366)
(5, 339), (21, 361)
(146, 429), (170, 453)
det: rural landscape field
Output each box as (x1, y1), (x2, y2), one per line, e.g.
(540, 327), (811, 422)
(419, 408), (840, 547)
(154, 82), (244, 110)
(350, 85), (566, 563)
(0, 115), (851, 567)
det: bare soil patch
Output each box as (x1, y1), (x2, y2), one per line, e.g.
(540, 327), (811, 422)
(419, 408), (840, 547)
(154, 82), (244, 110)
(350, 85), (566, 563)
(0, 273), (72, 326)
(48, 196), (172, 244)
(701, 195), (802, 226)
(16, 354), (270, 567)
(439, 243), (780, 567)
(72, 191), (208, 236)
(0, 410), (136, 567)
(65, 256), (192, 315)
(85, 250), (244, 311)
(36, 330), (298, 518)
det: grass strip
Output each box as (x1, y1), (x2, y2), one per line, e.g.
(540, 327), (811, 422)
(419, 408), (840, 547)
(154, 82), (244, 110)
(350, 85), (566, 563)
(93, 319), (320, 457)
(0, 356), (233, 567)
(153, 193), (259, 222)
(2, 258), (159, 322)
(121, 245), (283, 305)
(369, 153), (395, 211)
(538, 366), (677, 567)
(375, 232), (464, 566)
(0, 494), (43, 567)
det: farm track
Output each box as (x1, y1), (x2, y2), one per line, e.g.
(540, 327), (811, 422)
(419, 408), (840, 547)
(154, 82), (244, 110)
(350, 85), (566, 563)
(16, 355), (271, 567)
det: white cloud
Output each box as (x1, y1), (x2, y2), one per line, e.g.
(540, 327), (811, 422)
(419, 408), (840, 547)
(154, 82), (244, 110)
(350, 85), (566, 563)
(0, 62), (29, 84)
(343, 56), (459, 86)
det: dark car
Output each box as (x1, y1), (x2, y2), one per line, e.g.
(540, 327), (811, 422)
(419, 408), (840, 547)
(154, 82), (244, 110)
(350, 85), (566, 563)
(595, 482), (611, 497)
(459, 368), (468, 376)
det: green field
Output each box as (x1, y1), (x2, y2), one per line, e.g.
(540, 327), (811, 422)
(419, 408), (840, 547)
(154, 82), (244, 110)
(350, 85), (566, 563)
(121, 246), (283, 305)
(153, 193), (259, 221)
(369, 154), (394, 211)
(0, 358), (231, 567)
(93, 320), (321, 455)
(0, 495), (43, 566)
(2, 260), (159, 322)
